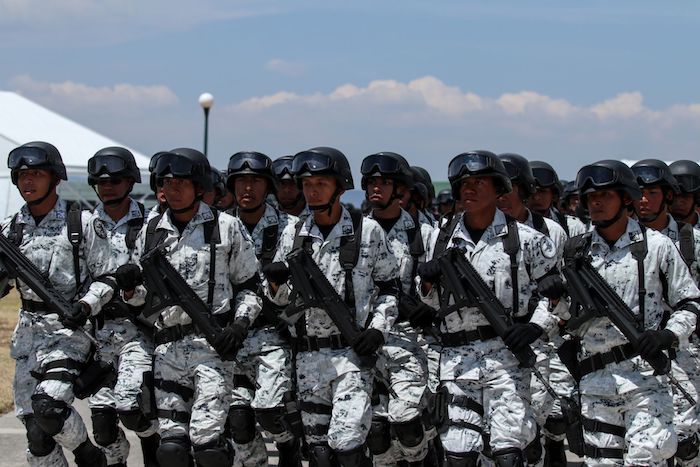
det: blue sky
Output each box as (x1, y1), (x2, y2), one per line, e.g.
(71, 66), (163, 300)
(1, 0), (699, 180)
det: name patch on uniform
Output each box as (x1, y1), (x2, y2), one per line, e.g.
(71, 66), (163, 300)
(93, 220), (108, 239)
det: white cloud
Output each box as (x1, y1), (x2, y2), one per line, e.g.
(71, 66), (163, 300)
(265, 59), (306, 77)
(590, 92), (649, 119)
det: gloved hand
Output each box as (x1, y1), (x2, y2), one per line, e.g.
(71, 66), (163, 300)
(409, 304), (436, 329)
(262, 262), (290, 284)
(503, 323), (543, 352)
(417, 260), (442, 283)
(537, 274), (567, 300)
(352, 328), (385, 356)
(62, 301), (90, 330)
(115, 264), (143, 291)
(638, 329), (676, 359)
(212, 318), (250, 361)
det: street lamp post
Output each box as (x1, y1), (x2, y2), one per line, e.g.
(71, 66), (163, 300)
(198, 92), (214, 157)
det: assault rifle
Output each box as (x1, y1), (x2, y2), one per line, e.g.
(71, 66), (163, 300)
(140, 245), (222, 347)
(436, 247), (557, 398)
(563, 251), (696, 405)
(0, 232), (98, 346)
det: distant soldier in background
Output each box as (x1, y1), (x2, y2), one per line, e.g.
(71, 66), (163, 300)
(529, 161), (587, 237)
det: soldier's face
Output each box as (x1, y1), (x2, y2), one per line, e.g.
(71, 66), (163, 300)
(95, 177), (132, 203)
(17, 168), (54, 202)
(234, 175), (268, 210)
(301, 176), (337, 205)
(497, 184), (523, 215)
(365, 176), (394, 207)
(276, 179), (301, 208)
(586, 189), (624, 222)
(162, 177), (197, 209)
(670, 192), (695, 219)
(634, 186), (665, 219)
(529, 186), (555, 211)
(458, 176), (497, 213)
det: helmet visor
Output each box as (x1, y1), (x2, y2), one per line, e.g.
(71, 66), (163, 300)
(272, 158), (294, 178)
(88, 155), (129, 176)
(448, 153), (494, 180)
(228, 154), (271, 172)
(360, 154), (401, 176)
(291, 152), (333, 175)
(8, 146), (52, 170)
(155, 153), (197, 178)
(532, 167), (557, 187)
(576, 165), (617, 192)
(631, 165), (664, 186)
(675, 174), (700, 193)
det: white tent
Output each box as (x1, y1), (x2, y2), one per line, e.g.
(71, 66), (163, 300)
(0, 91), (152, 218)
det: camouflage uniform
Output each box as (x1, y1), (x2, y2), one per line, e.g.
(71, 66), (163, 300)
(268, 207), (399, 454)
(230, 203), (298, 467)
(5, 198), (114, 466)
(420, 209), (560, 459)
(86, 199), (157, 466)
(369, 209), (436, 464)
(127, 203), (261, 451)
(575, 219), (699, 467)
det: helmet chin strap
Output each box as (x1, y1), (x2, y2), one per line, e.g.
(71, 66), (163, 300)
(97, 184), (133, 207)
(170, 195), (201, 215)
(592, 205), (627, 229)
(636, 198), (667, 224)
(309, 188), (341, 216)
(27, 180), (57, 207)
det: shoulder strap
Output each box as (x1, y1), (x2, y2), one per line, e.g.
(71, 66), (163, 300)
(531, 212), (550, 237)
(124, 202), (146, 250)
(629, 226), (648, 329)
(144, 214), (166, 253)
(8, 213), (23, 247)
(292, 220), (311, 252)
(679, 222), (696, 268)
(339, 216), (363, 308)
(433, 214), (461, 258)
(259, 224), (279, 267)
(67, 202), (83, 292)
(553, 209), (570, 236)
(205, 210), (221, 309)
(502, 216), (521, 314)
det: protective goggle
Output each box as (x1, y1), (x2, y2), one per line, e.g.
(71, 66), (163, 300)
(291, 152), (333, 176)
(501, 160), (521, 180)
(575, 165), (618, 191)
(228, 153), (271, 172)
(532, 167), (558, 187)
(155, 153), (200, 178)
(360, 154), (402, 176)
(8, 146), (52, 170)
(631, 165), (664, 186)
(447, 152), (495, 180)
(88, 155), (129, 176)
(272, 158), (294, 178)
(674, 174), (700, 193)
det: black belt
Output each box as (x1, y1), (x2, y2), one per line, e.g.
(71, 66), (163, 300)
(154, 324), (198, 345)
(21, 299), (53, 314)
(583, 444), (624, 459)
(293, 334), (349, 352)
(157, 409), (190, 424)
(579, 343), (638, 377)
(440, 326), (498, 347)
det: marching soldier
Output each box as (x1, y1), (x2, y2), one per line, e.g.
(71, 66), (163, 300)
(272, 155), (308, 219)
(528, 161), (587, 237)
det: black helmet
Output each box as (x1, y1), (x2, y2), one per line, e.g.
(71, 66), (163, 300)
(272, 155), (295, 182)
(562, 181), (578, 200)
(360, 152), (414, 190)
(149, 151), (168, 193)
(448, 150), (512, 200)
(576, 160), (642, 202)
(226, 151), (276, 194)
(211, 169), (227, 197)
(8, 141), (67, 184)
(436, 188), (453, 204)
(411, 166), (435, 202)
(669, 160), (700, 194)
(87, 146), (141, 185)
(154, 147), (212, 192)
(631, 159), (680, 194)
(292, 146), (354, 190)
(499, 153), (536, 196)
(530, 161), (561, 195)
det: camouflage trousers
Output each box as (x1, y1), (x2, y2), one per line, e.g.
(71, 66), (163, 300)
(581, 376), (677, 467)
(154, 334), (234, 447)
(88, 318), (157, 465)
(672, 345), (700, 467)
(372, 326), (429, 464)
(297, 347), (373, 451)
(11, 310), (93, 466)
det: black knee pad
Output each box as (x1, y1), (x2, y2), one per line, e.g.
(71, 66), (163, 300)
(91, 408), (120, 447)
(366, 417), (392, 455)
(544, 415), (567, 437)
(393, 416), (425, 448)
(310, 443), (336, 467)
(24, 415), (57, 457)
(31, 395), (70, 436)
(255, 407), (286, 435)
(677, 433), (700, 461)
(73, 439), (107, 467)
(157, 436), (192, 467)
(334, 444), (371, 467)
(445, 451), (479, 467)
(193, 437), (233, 467)
(523, 436), (542, 464)
(228, 406), (256, 445)
(118, 408), (151, 433)
(492, 447), (524, 467)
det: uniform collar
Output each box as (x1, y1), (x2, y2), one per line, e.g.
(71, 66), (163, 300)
(591, 217), (645, 252)
(451, 209), (510, 246)
(95, 198), (142, 229)
(160, 202), (215, 233)
(661, 215), (679, 241)
(299, 206), (355, 241)
(17, 196), (68, 227)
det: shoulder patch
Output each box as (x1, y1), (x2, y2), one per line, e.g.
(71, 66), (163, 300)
(93, 219), (108, 239)
(539, 235), (556, 259)
(342, 224), (353, 235)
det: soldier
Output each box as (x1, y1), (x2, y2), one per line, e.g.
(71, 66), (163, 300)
(202, 169), (227, 208)
(263, 146), (399, 467)
(528, 161), (587, 237)
(117, 148), (262, 467)
(3, 141), (108, 466)
(272, 155), (308, 219)
(630, 159), (700, 466)
(401, 166), (437, 228)
(417, 150), (563, 467)
(226, 151), (301, 467)
(497, 153), (572, 467)
(568, 160), (699, 466)
(360, 151), (435, 466)
(147, 151), (168, 221)
(670, 160), (700, 228)
(436, 189), (455, 218)
(85, 147), (160, 467)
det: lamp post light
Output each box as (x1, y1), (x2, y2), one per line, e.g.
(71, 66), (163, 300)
(198, 92), (214, 157)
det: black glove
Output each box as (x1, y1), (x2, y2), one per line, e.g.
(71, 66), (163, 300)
(417, 260), (441, 283)
(262, 262), (290, 284)
(409, 304), (436, 330)
(212, 318), (249, 361)
(537, 274), (567, 300)
(115, 264), (143, 291)
(352, 328), (385, 356)
(638, 329), (676, 359)
(503, 323), (543, 352)
(62, 301), (89, 330)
